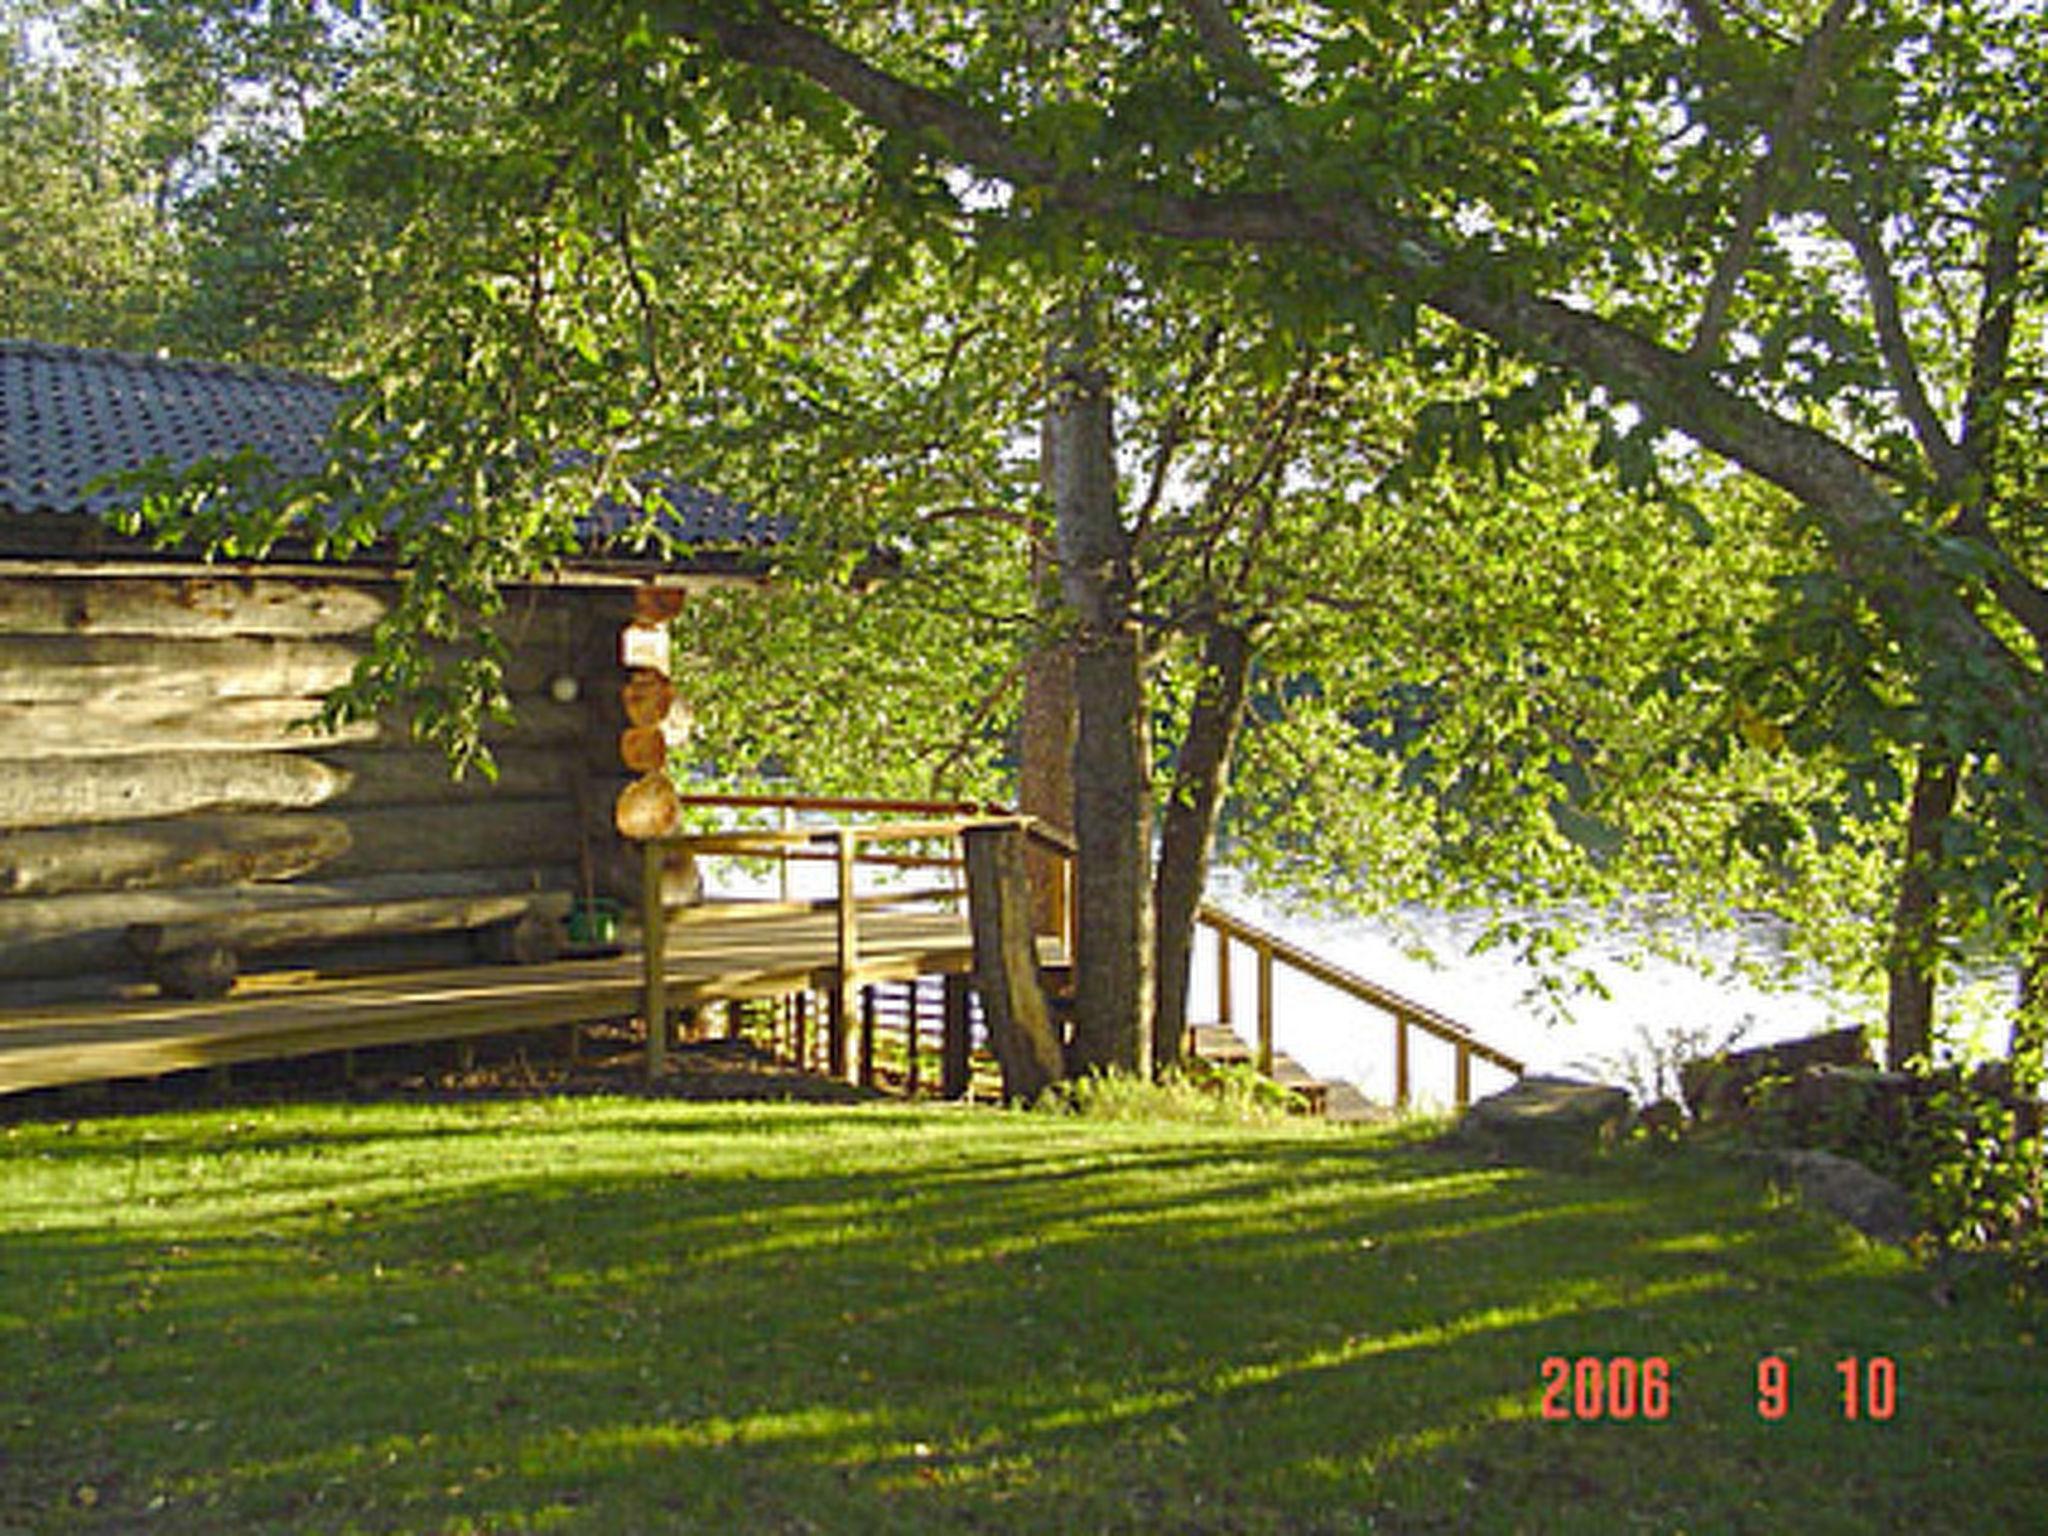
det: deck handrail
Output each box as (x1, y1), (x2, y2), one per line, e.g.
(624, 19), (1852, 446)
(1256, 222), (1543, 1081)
(1195, 902), (1523, 1108)
(674, 791), (1006, 817)
(653, 792), (1522, 1106)
(646, 811), (988, 1080)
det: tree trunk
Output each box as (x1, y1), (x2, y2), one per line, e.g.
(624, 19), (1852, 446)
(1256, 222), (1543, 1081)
(1884, 754), (1959, 1070)
(1020, 512), (1076, 941)
(1152, 621), (1253, 1069)
(2016, 891), (2048, 1101)
(963, 821), (1066, 1101)
(1047, 311), (1152, 1076)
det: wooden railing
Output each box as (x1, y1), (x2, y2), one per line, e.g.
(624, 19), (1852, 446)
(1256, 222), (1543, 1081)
(641, 797), (990, 1077)
(1197, 905), (1523, 1108)
(643, 792), (1520, 1108)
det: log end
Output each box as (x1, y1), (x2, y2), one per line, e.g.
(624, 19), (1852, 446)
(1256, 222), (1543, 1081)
(152, 945), (239, 1000)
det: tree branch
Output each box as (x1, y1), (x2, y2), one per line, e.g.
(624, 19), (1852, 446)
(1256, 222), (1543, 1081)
(1182, 0), (1274, 96)
(1960, 177), (2030, 470)
(1688, 0), (1857, 361)
(655, 0), (2048, 751)
(1828, 199), (1967, 487)
(1133, 323), (1223, 545)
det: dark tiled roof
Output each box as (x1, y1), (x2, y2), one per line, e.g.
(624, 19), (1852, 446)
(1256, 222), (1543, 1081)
(0, 339), (783, 559)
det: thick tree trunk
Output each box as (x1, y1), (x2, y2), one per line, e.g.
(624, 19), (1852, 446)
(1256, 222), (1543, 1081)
(1020, 510), (1077, 941)
(1152, 621), (1253, 1069)
(1884, 754), (1959, 1070)
(963, 821), (1066, 1101)
(1047, 314), (1152, 1076)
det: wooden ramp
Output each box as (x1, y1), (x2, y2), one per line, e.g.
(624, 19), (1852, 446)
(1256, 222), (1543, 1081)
(0, 905), (974, 1098)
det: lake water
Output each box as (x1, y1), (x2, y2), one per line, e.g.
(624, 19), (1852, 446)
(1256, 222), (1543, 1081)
(1194, 872), (2019, 1107)
(698, 842), (2013, 1108)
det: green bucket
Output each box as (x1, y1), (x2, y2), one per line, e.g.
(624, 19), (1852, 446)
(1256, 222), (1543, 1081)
(567, 898), (623, 948)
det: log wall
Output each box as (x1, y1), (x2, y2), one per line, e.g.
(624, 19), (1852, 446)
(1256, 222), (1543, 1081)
(0, 572), (635, 993)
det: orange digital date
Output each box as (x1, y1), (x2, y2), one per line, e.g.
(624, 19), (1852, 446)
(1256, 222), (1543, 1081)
(1538, 1355), (1672, 1421)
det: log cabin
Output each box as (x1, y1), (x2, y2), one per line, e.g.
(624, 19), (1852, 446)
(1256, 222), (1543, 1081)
(0, 339), (780, 1001)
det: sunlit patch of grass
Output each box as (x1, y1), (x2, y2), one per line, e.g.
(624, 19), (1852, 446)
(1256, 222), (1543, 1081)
(3, 1098), (2045, 1533)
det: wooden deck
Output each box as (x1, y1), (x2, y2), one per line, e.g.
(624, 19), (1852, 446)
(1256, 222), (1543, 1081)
(0, 904), (977, 1098)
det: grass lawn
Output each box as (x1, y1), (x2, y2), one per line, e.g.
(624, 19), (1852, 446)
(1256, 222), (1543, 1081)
(2, 1095), (2044, 1533)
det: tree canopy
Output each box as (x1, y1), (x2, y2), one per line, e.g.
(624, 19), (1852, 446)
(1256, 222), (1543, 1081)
(27, 0), (2048, 1074)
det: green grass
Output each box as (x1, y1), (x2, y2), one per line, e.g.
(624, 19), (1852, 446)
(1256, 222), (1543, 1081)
(2, 1098), (2044, 1534)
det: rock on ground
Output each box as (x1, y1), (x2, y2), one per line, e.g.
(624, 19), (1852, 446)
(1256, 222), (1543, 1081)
(1745, 1147), (1918, 1246)
(1679, 1025), (1871, 1123)
(1454, 1075), (1633, 1164)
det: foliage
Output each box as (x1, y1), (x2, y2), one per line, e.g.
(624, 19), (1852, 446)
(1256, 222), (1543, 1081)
(1746, 1063), (2044, 1262)
(24, 0), (2048, 1053)
(0, 0), (181, 345)
(1034, 1060), (1308, 1124)
(1907, 1076), (2044, 1256)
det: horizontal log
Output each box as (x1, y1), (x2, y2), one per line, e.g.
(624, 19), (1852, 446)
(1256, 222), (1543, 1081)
(0, 752), (347, 829)
(0, 632), (567, 704)
(0, 634), (363, 703)
(0, 867), (577, 981)
(0, 746), (576, 830)
(0, 799), (583, 899)
(0, 815), (347, 897)
(0, 575), (390, 638)
(0, 694), (588, 760)
(130, 889), (574, 962)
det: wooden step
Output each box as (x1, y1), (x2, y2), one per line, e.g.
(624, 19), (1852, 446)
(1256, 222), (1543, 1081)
(1184, 1021), (1400, 1122)
(1320, 1080), (1393, 1124)
(1187, 1022), (1252, 1063)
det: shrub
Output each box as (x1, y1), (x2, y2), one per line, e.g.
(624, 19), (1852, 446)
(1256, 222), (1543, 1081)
(1749, 1063), (2043, 1260)
(1037, 1062), (1308, 1124)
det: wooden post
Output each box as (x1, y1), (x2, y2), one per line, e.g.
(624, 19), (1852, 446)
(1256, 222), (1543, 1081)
(1395, 1015), (1411, 1109)
(942, 972), (972, 1100)
(1216, 927), (1233, 1028)
(641, 838), (668, 1078)
(859, 985), (877, 1089)
(725, 998), (744, 1042)
(828, 828), (860, 1082)
(1455, 1043), (1472, 1109)
(905, 982), (922, 1095)
(792, 990), (809, 1068)
(962, 822), (1065, 1101)
(1256, 941), (1275, 1077)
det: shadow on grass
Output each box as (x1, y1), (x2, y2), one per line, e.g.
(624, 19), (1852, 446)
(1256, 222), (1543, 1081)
(4, 1104), (2046, 1534)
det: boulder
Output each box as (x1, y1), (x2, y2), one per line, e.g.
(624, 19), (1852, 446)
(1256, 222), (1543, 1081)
(1679, 1026), (1871, 1124)
(1774, 1064), (1926, 1147)
(1456, 1075), (1633, 1163)
(1752, 1148), (1918, 1246)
